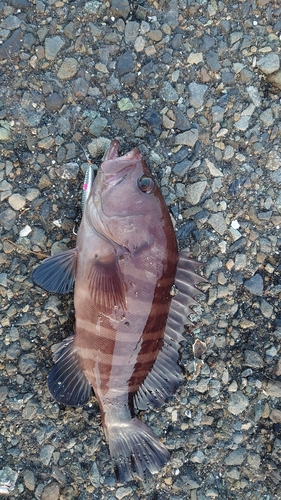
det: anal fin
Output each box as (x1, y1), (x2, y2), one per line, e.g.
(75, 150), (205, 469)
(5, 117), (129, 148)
(48, 336), (92, 406)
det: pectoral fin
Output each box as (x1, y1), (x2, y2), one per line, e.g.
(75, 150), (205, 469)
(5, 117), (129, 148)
(32, 248), (77, 294)
(88, 256), (126, 315)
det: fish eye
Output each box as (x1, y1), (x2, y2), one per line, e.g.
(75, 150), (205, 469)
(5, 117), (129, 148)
(137, 175), (155, 194)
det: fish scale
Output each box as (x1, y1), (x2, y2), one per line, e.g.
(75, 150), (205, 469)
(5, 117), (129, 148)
(32, 140), (205, 483)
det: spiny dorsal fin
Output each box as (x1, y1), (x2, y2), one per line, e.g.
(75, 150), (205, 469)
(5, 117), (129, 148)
(134, 251), (205, 411)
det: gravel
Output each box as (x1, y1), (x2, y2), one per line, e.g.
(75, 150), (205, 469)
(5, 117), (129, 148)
(0, 0), (280, 499)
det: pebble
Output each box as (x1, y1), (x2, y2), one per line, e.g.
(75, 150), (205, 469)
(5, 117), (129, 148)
(115, 486), (133, 499)
(45, 36), (65, 61)
(116, 50), (134, 76)
(257, 53), (280, 75)
(39, 445), (55, 466)
(160, 81), (178, 102)
(188, 82), (208, 108)
(23, 470), (35, 491)
(41, 481), (60, 500)
(0, 467), (18, 495)
(18, 354), (36, 374)
(0, 121), (11, 141)
(208, 212), (227, 235)
(45, 93), (64, 112)
(225, 448), (246, 466)
(267, 70), (281, 90)
(111, 0), (130, 19)
(174, 129), (198, 148)
(265, 380), (281, 398)
(186, 181), (207, 206)
(8, 193), (25, 210)
(228, 391), (249, 415)
(57, 57), (78, 80)
(244, 350), (264, 368)
(244, 274), (264, 296)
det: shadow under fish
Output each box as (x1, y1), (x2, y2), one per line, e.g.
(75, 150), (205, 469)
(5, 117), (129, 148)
(32, 140), (205, 483)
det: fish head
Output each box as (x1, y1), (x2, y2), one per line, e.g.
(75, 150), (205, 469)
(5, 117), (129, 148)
(85, 141), (170, 253)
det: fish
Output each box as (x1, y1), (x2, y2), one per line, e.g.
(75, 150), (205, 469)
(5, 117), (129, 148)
(32, 140), (205, 483)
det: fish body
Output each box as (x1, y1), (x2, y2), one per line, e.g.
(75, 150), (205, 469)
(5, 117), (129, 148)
(33, 140), (204, 482)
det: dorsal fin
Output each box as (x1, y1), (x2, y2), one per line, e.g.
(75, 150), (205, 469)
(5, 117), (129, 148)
(134, 251), (205, 411)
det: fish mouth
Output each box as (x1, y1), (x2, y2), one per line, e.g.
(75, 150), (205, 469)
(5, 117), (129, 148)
(101, 143), (144, 186)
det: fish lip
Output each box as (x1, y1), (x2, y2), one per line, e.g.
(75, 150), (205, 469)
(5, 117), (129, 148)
(101, 149), (143, 186)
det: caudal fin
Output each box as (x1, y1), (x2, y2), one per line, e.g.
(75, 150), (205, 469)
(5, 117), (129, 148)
(107, 417), (170, 483)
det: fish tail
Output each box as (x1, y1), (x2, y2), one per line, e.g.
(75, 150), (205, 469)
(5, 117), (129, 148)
(107, 417), (170, 483)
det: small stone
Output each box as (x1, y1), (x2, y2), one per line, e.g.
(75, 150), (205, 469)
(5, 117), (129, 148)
(173, 158), (191, 176)
(0, 120), (11, 141)
(159, 81), (178, 102)
(234, 115), (251, 131)
(88, 137), (111, 157)
(111, 0), (130, 19)
(0, 386), (8, 402)
(244, 350), (264, 368)
(41, 481), (60, 500)
(225, 448), (246, 466)
(23, 470), (35, 491)
(208, 212), (227, 235)
(190, 450), (205, 463)
(117, 98), (134, 111)
(212, 105), (225, 123)
(244, 274), (264, 296)
(270, 409), (281, 423)
(57, 57), (78, 80)
(0, 28), (23, 60)
(19, 354), (36, 374)
(40, 445), (55, 466)
(174, 129), (199, 147)
(205, 159), (223, 176)
(8, 193), (25, 210)
(228, 391), (249, 415)
(45, 93), (64, 112)
(1, 15), (21, 30)
(257, 53), (280, 75)
(125, 21), (139, 44)
(247, 86), (261, 106)
(187, 52), (203, 64)
(0, 208), (16, 230)
(260, 108), (274, 126)
(45, 36), (65, 61)
(267, 70), (281, 90)
(58, 162), (79, 180)
(265, 380), (281, 398)
(188, 82), (208, 108)
(0, 467), (18, 495)
(39, 174), (51, 190)
(116, 51), (134, 76)
(89, 117), (108, 137)
(38, 136), (55, 149)
(260, 298), (273, 318)
(143, 108), (162, 127)
(266, 149), (281, 171)
(19, 225), (32, 237)
(186, 180), (207, 206)
(115, 486), (133, 499)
